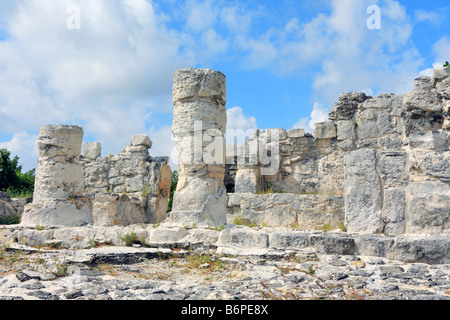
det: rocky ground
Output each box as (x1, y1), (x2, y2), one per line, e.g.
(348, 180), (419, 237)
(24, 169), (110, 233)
(0, 243), (449, 301)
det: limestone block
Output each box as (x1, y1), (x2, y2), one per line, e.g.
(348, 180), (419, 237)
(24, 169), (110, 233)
(344, 149), (383, 234)
(186, 228), (220, 245)
(390, 94), (404, 117)
(130, 134), (152, 149)
(10, 198), (32, 215)
(17, 229), (55, 247)
(357, 120), (379, 140)
(355, 235), (395, 257)
(172, 68), (226, 106)
(237, 193), (344, 229)
(287, 128), (305, 138)
(408, 130), (448, 151)
(268, 231), (310, 249)
(402, 90), (443, 113)
(123, 145), (148, 153)
(377, 113), (393, 135)
(378, 151), (407, 187)
(20, 198), (92, 227)
(382, 188), (406, 236)
(313, 121), (337, 139)
(389, 234), (450, 264)
(337, 120), (356, 141)
(308, 233), (356, 255)
(435, 77), (450, 94)
(432, 66), (450, 85)
(362, 94), (395, 110)
(234, 168), (260, 193)
(406, 181), (450, 235)
(147, 227), (188, 245)
(92, 194), (145, 227)
(33, 160), (85, 201)
(0, 193), (16, 218)
(413, 76), (433, 92)
(328, 92), (371, 121)
(239, 193), (298, 228)
(409, 150), (450, 180)
(37, 125), (83, 161)
(82, 142), (101, 161)
(217, 227), (269, 248)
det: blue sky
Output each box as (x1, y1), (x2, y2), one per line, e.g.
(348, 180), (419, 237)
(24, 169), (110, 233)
(0, 0), (449, 171)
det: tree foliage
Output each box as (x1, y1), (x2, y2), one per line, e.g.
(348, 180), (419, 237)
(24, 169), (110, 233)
(444, 61), (450, 67)
(0, 148), (35, 198)
(167, 170), (178, 212)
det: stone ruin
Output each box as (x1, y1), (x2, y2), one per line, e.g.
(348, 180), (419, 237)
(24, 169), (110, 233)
(1, 66), (447, 261)
(225, 67), (450, 237)
(20, 125), (172, 227)
(170, 68), (228, 227)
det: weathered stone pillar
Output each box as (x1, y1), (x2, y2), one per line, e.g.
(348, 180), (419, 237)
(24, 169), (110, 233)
(21, 125), (93, 226)
(343, 148), (383, 234)
(170, 68), (227, 227)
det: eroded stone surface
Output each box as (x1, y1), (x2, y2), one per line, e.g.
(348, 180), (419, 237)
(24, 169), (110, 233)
(170, 68), (228, 227)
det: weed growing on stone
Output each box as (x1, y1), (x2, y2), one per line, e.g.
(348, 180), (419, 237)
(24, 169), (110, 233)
(233, 215), (258, 228)
(120, 232), (139, 246)
(260, 282), (304, 300)
(321, 222), (333, 232)
(185, 252), (225, 272)
(140, 184), (153, 197)
(53, 260), (69, 278)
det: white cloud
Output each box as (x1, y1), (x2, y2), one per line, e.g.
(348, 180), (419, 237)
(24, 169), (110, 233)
(433, 36), (450, 66)
(292, 103), (329, 133)
(226, 106), (257, 131)
(0, 132), (38, 172)
(414, 9), (446, 27)
(185, 0), (217, 33)
(0, 0), (443, 174)
(0, 0), (191, 158)
(201, 29), (228, 57)
(225, 106), (257, 155)
(147, 124), (177, 169)
(237, 0), (423, 109)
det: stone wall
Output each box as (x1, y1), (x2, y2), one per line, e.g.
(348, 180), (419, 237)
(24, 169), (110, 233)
(80, 135), (172, 226)
(20, 126), (171, 227)
(226, 66), (450, 236)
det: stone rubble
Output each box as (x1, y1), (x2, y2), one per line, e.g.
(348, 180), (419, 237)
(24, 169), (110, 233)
(0, 226), (448, 301)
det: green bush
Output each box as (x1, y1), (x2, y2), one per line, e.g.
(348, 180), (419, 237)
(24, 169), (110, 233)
(0, 148), (35, 198)
(167, 170), (178, 212)
(0, 215), (21, 225)
(444, 61), (450, 67)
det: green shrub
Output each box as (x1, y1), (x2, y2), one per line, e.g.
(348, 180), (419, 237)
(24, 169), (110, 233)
(0, 148), (35, 198)
(120, 232), (139, 246)
(0, 215), (21, 225)
(167, 170), (178, 212)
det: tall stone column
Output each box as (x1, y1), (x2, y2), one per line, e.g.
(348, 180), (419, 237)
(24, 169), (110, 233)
(170, 68), (227, 227)
(21, 125), (93, 226)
